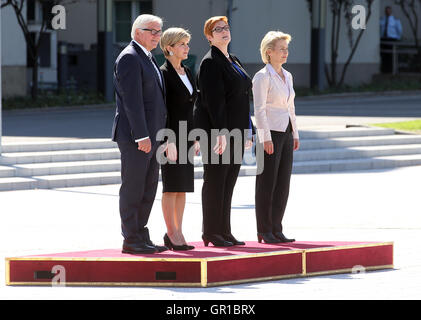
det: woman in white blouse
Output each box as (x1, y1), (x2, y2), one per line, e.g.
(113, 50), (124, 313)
(252, 31), (299, 244)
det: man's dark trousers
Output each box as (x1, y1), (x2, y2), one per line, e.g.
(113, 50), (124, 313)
(118, 142), (160, 244)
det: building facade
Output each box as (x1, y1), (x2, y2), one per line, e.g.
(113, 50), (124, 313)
(5, 0), (417, 98)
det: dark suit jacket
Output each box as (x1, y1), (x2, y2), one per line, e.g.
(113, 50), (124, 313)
(160, 59), (197, 145)
(112, 41), (167, 144)
(193, 45), (253, 135)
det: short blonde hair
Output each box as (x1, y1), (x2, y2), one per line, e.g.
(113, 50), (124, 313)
(260, 31), (292, 64)
(159, 27), (191, 57)
(131, 14), (163, 39)
(203, 16), (229, 39)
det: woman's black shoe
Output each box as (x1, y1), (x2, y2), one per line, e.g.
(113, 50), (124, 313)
(222, 234), (245, 245)
(202, 234), (234, 247)
(164, 234), (194, 251)
(273, 232), (295, 243)
(183, 244), (195, 250)
(257, 232), (282, 244)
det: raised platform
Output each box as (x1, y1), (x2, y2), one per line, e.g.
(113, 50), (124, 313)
(5, 241), (394, 287)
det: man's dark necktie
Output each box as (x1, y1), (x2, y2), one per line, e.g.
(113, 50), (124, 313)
(384, 16), (389, 38)
(147, 52), (163, 88)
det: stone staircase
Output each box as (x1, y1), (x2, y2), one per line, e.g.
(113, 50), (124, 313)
(1, 126), (421, 191)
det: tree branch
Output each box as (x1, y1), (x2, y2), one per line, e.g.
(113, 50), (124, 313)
(339, 0), (373, 86)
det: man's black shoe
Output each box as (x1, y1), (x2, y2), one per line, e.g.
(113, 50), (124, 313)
(152, 244), (169, 253)
(146, 240), (168, 253)
(122, 242), (158, 254)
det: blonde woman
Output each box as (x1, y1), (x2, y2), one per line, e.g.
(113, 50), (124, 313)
(159, 27), (197, 250)
(253, 31), (299, 244)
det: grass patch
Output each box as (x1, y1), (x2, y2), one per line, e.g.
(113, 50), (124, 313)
(370, 119), (421, 134)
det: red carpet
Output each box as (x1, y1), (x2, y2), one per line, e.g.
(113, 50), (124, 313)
(5, 241), (393, 287)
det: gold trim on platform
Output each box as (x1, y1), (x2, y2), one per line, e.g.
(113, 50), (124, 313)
(5, 256), (203, 263)
(200, 260), (207, 287)
(204, 249), (304, 262)
(302, 251), (307, 276)
(306, 264), (394, 277)
(6, 281), (203, 287)
(207, 273), (304, 287)
(304, 242), (394, 253)
(5, 260), (10, 286)
(5, 248), (305, 264)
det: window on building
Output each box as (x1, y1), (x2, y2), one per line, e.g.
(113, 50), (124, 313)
(139, 0), (153, 14)
(115, 1), (132, 43)
(39, 33), (51, 67)
(26, 32), (51, 68)
(114, 0), (153, 44)
(41, 1), (55, 30)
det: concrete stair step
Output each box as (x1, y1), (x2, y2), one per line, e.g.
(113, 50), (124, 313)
(298, 127), (395, 139)
(3, 138), (417, 167)
(1, 139), (116, 153)
(0, 177), (38, 191)
(1, 127), (420, 191)
(0, 172), (122, 191)
(292, 153), (421, 173)
(0, 148), (120, 165)
(9, 159), (121, 177)
(197, 153), (421, 176)
(294, 144), (421, 162)
(0, 165), (16, 178)
(0, 128), (393, 154)
(1, 154), (421, 191)
(192, 144), (421, 165)
(299, 134), (421, 150)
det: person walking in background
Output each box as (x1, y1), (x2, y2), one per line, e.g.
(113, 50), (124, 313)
(380, 6), (403, 73)
(112, 14), (168, 254)
(193, 16), (254, 247)
(253, 31), (299, 244)
(159, 27), (198, 251)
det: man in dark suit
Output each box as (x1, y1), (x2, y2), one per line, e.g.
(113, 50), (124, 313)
(112, 14), (167, 254)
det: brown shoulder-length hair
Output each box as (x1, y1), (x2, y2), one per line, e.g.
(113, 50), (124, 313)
(203, 16), (229, 41)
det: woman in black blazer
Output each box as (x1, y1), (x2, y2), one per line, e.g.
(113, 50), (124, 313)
(159, 28), (198, 251)
(193, 16), (254, 247)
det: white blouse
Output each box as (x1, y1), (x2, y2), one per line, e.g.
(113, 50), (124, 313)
(178, 73), (193, 95)
(252, 63), (299, 142)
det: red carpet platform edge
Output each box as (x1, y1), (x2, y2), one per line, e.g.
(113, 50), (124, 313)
(5, 241), (394, 287)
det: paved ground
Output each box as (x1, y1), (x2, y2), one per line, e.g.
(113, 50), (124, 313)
(1, 165), (421, 300)
(1, 93), (420, 301)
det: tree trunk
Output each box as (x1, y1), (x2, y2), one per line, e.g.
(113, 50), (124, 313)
(328, 0), (343, 88)
(31, 62), (39, 100)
